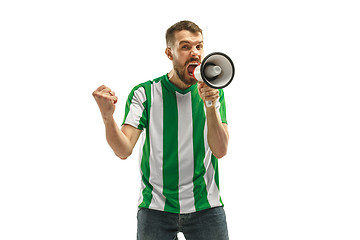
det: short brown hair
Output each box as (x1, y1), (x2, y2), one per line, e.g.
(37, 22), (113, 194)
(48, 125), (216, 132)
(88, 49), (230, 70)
(166, 20), (203, 47)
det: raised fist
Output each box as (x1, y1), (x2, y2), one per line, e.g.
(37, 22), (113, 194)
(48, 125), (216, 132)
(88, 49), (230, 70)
(92, 85), (118, 119)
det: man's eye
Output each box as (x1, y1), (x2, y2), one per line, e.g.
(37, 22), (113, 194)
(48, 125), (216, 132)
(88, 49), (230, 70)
(182, 45), (190, 49)
(197, 45), (203, 50)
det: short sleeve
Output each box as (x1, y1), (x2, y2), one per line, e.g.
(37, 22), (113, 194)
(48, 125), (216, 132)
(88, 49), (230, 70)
(122, 86), (148, 130)
(217, 89), (227, 124)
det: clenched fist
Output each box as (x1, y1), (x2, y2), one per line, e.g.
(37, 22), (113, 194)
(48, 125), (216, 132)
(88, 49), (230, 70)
(92, 85), (118, 120)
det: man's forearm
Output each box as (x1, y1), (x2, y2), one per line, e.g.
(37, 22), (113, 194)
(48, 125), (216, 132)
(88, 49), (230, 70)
(103, 116), (132, 159)
(206, 106), (229, 159)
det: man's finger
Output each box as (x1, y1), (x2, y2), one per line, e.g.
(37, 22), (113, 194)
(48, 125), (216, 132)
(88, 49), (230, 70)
(100, 87), (111, 94)
(112, 96), (118, 104)
(96, 85), (107, 91)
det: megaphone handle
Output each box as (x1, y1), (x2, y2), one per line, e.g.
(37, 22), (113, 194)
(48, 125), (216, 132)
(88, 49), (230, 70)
(205, 100), (213, 107)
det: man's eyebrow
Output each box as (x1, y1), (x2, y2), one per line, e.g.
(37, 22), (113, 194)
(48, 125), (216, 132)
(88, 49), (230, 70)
(179, 40), (204, 45)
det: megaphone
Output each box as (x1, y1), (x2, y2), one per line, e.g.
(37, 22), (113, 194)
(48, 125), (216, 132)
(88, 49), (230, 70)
(192, 52), (235, 107)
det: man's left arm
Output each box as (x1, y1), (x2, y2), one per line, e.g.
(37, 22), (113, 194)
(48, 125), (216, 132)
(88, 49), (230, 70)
(198, 82), (229, 159)
(206, 109), (229, 159)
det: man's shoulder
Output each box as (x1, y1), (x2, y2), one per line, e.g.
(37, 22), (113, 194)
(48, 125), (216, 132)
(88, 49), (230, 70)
(130, 74), (166, 93)
(139, 74), (166, 87)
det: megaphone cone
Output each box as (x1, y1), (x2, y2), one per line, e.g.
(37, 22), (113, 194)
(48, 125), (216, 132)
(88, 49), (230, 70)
(192, 52), (235, 107)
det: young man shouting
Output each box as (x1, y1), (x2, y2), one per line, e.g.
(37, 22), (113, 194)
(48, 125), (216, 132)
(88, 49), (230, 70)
(93, 20), (230, 240)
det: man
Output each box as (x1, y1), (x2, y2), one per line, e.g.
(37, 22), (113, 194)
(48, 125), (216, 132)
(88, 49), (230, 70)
(93, 20), (230, 240)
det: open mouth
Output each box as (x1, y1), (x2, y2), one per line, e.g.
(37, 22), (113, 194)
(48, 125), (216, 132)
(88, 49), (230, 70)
(187, 63), (199, 76)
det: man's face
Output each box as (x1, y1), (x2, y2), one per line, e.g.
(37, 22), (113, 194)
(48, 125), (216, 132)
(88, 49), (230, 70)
(168, 30), (204, 86)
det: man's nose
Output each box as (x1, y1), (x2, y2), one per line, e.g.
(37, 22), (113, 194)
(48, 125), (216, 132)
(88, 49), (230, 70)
(190, 47), (200, 56)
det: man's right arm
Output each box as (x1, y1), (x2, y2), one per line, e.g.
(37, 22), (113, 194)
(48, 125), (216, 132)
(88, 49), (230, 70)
(93, 85), (142, 160)
(103, 117), (141, 160)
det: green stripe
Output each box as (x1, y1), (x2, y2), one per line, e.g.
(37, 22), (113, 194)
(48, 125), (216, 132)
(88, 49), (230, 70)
(218, 89), (227, 124)
(211, 154), (223, 205)
(191, 88), (211, 211)
(217, 89), (225, 205)
(138, 82), (153, 208)
(161, 81), (180, 213)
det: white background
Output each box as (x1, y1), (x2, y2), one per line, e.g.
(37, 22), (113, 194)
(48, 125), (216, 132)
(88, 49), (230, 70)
(1, 0), (359, 239)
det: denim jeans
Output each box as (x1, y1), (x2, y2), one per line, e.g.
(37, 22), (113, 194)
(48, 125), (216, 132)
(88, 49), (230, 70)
(137, 207), (229, 240)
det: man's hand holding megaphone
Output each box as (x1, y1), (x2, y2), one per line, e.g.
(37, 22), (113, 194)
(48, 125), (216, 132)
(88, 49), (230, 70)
(197, 82), (219, 108)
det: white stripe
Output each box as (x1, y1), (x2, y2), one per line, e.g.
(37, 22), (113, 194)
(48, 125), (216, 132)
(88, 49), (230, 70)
(124, 87), (146, 128)
(215, 97), (221, 111)
(148, 81), (166, 211)
(176, 92), (196, 213)
(215, 98), (223, 122)
(137, 132), (146, 206)
(203, 117), (222, 208)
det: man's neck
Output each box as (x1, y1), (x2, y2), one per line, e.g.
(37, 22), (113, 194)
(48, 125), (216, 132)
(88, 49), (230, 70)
(167, 69), (192, 91)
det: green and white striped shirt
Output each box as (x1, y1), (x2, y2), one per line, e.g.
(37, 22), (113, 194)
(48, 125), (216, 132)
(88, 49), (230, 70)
(122, 74), (227, 214)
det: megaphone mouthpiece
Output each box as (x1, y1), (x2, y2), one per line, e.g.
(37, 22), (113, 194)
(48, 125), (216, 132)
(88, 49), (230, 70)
(204, 65), (222, 78)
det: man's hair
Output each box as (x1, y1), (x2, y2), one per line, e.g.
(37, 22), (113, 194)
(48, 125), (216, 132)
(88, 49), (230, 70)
(166, 20), (203, 47)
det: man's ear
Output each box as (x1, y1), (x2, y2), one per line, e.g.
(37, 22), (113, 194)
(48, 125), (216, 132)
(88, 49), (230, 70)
(165, 47), (173, 60)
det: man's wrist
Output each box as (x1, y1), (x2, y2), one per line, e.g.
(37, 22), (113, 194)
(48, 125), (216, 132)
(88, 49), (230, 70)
(205, 102), (216, 111)
(102, 114), (115, 124)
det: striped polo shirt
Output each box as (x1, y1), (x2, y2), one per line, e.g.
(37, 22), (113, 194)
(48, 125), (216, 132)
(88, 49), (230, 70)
(122, 74), (227, 214)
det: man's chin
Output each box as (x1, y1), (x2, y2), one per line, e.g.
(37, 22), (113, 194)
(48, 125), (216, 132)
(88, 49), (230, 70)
(175, 68), (197, 86)
(184, 75), (197, 86)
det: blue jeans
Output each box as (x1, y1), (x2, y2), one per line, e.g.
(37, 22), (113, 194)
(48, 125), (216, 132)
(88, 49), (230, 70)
(137, 207), (229, 240)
